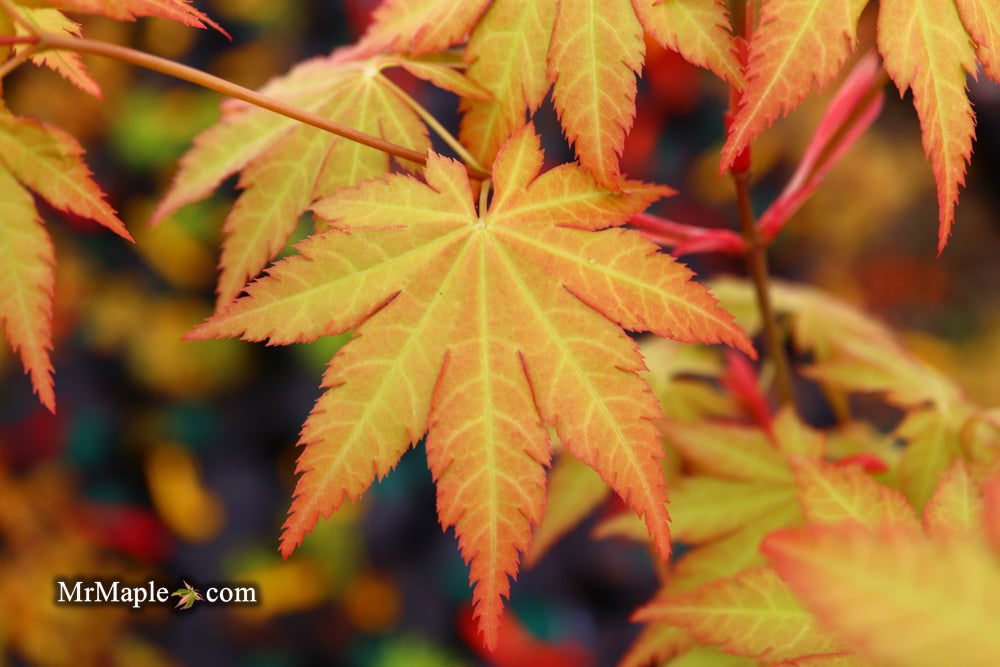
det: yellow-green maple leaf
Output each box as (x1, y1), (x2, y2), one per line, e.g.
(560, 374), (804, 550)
(636, 567), (847, 663)
(546, 0), (645, 189)
(765, 522), (1000, 667)
(922, 460), (983, 540)
(955, 0), (1000, 81)
(620, 624), (695, 667)
(0, 113), (130, 411)
(153, 54), (483, 308)
(790, 456), (920, 530)
(186, 123), (752, 647)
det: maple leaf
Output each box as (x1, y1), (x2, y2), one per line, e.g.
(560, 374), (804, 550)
(153, 54), (484, 308)
(619, 624), (694, 667)
(0, 113), (130, 411)
(351, 0), (492, 57)
(0, 168), (54, 412)
(894, 409), (963, 512)
(664, 420), (793, 484)
(764, 522), (1000, 667)
(720, 0), (869, 171)
(16, 0), (226, 34)
(789, 456), (919, 530)
(458, 0), (557, 167)
(597, 408), (819, 550)
(922, 459), (984, 540)
(722, 0), (998, 251)
(668, 476), (796, 544)
(636, 567), (847, 663)
(11, 7), (100, 97)
(186, 123), (752, 647)
(547, 0), (742, 189)
(171, 581), (202, 610)
(955, 0), (1000, 82)
(878, 0), (979, 252)
(713, 278), (993, 513)
(357, 0), (741, 181)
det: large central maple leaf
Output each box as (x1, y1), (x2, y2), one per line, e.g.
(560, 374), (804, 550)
(187, 124), (752, 646)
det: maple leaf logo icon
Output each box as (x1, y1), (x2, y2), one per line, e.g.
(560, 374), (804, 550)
(171, 581), (203, 610)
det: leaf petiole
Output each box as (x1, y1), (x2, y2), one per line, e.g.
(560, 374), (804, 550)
(379, 74), (487, 174)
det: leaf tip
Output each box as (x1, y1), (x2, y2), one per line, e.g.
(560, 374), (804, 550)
(181, 321), (214, 341)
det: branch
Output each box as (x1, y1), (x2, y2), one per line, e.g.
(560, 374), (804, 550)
(733, 173), (795, 407)
(728, 0), (796, 409)
(3, 32), (491, 181)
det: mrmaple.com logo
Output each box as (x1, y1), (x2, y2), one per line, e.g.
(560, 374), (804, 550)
(55, 579), (257, 610)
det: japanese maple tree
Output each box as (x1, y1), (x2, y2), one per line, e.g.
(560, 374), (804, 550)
(0, 0), (998, 663)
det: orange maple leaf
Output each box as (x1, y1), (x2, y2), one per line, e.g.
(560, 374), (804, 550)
(722, 0), (998, 251)
(187, 123), (752, 647)
(0, 113), (130, 411)
(27, 0), (225, 33)
(356, 0), (742, 184)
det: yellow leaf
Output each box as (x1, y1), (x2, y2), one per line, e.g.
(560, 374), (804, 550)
(669, 477), (797, 544)
(634, 0), (743, 88)
(790, 457), (919, 529)
(636, 567), (846, 662)
(664, 421), (792, 484)
(923, 459), (984, 540)
(765, 523), (1000, 667)
(14, 8), (100, 97)
(188, 124), (751, 648)
(955, 0), (1000, 82)
(154, 54), (483, 306)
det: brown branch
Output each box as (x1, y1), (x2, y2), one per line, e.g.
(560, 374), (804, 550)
(726, 0), (796, 409)
(734, 173), (795, 407)
(4, 32), (491, 181)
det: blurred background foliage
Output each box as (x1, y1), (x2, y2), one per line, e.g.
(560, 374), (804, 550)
(0, 1), (997, 665)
